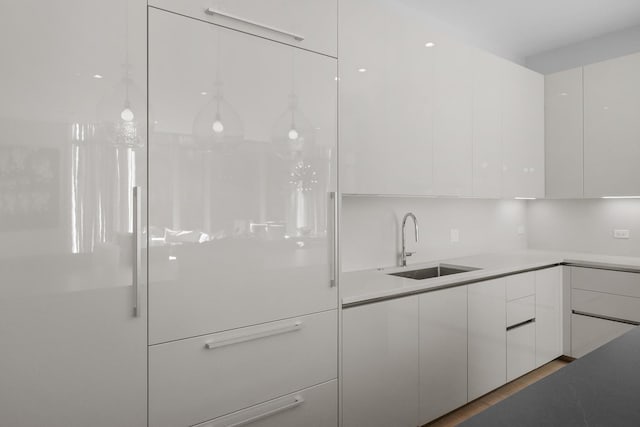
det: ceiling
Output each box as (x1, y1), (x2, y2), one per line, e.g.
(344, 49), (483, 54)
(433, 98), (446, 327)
(411, 0), (640, 62)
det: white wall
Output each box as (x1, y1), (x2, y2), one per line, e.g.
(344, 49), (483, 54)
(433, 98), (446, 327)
(525, 25), (640, 74)
(340, 196), (528, 272)
(527, 199), (640, 256)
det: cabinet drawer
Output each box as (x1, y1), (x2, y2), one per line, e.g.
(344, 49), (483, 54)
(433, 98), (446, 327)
(149, 310), (337, 427)
(506, 272), (535, 301)
(196, 380), (337, 427)
(507, 322), (535, 382)
(148, 0), (337, 57)
(572, 289), (640, 323)
(571, 313), (635, 358)
(571, 267), (640, 297)
(506, 295), (535, 328)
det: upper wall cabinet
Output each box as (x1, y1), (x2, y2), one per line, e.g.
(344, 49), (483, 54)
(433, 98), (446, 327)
(148, 0), (337, 57)
(148, 9), (337, 344)
(545, 68), (584, 198)
(584, 52), (640, 197)
(0, 1), (147, 426)
(501, 62), (545, 198)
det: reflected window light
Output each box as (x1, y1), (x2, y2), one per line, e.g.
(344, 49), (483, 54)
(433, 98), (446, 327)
(357, 68), (367, 73)
(425, 42), (436, 48)
(93, 74), (104, 79)
(169, 256), (177, 261)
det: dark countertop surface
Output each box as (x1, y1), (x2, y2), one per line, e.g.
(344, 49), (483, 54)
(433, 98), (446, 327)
(461, 326), (640, 427)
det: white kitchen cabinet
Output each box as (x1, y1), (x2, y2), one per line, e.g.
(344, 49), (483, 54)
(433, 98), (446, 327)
(506, 271), (535, 301)
(149, 310), (337, 427)
(419, 286), (468, 424)
(468, 278), (506, 401)
(506, 322), (536, 382)
(200, 380), (338, 427)
(584, 52), (640, 197)
(571, 313), (635, 358)
(472, 50), (504, 198)
(339, 0), (436, 195)
(0, 1), (148, 426)
(535, 267), (563, 367)
(148, 8), (337, 344)
(545, 68), (584, 198)
(433, 38), (473, 196)
(342, 296), (420, 427)
(148, 0), (337, 57)
(501, 62), (545, 198)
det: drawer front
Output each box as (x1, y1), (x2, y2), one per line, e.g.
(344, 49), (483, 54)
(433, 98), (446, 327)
(506, 272), (535, 301)
(571, 313), (635, 358)
(506, 295), (535, 328)
(507, 322), (535, 382)
(149, 310), (337, 427)
(148, 0), (337, 57)
(571, 266), (640, 297)
(572, 289), (640, 323)
(197, 380), (337, 427)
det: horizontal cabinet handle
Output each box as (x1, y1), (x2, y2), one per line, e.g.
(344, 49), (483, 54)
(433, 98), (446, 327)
(204, 320), (303, 350)
(228, 396), (304, 427)
(572, 310), (640, 326)
(204, 8), (304, 42)
(506, 318), (535, 331)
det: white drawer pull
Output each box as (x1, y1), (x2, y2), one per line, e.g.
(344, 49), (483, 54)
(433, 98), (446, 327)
(204, 321), (303, 350)
(204, 9), (305, 42)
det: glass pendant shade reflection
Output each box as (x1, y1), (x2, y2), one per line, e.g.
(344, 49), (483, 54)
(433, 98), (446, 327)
(192, 84), (243, 147)
(272, 93), (316, 158)
(96, 65), (145, 148)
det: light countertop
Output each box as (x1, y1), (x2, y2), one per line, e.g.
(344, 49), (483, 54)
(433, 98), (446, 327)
(341, 250), (640, 307)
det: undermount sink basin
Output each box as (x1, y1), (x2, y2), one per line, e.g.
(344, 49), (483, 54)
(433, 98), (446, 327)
(388, 264), (479, 280)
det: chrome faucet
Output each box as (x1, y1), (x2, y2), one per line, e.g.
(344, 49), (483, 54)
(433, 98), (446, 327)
(401, 212), (419, 267)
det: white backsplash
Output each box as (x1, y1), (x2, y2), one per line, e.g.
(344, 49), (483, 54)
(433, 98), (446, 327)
(527, 199), (640, 256)
(340, 196), (528, 272)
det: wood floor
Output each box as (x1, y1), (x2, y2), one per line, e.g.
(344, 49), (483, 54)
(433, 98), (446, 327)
(424, 359), (570, 427)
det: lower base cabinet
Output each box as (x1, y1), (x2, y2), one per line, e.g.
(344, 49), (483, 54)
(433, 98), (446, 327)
(419, 286), (468, 424)
(571, 313), (635, 358)
(506, 323), (535, 382)
(199, 380), (337, 427)
(342, 297), (419, 427)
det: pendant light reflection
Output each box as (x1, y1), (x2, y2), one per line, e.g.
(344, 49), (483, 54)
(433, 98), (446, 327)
(192, 83), (243, 147)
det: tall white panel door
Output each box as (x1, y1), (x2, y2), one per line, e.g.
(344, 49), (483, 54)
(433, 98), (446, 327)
(468, 278), (506, 401)
(472, 50), (504, 198)
(0, 1), (147, 426)
(419, 286), (468, 424)
(584, 52), (640, 197)
(342, 297), (420, 427)
(501, 62), (545, 198)
(545, 68), (584, 198)
(148, 8), (337, 344)
(535, 267), (563, 367)
(339, 0), (436, 195)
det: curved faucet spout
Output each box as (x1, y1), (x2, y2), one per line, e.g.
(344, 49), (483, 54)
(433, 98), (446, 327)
(401, 212), (419, 267)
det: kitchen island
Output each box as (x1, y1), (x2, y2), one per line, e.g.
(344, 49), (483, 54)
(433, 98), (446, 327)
(461, 326), (640, 426)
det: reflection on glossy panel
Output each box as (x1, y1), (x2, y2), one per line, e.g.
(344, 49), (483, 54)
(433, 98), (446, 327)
(148, 8), (337, 344)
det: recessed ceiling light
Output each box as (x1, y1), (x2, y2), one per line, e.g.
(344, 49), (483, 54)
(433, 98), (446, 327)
(358, 68), (367, 73)
(425, 42), (436, 48)
(92, 74), (104, 79)
(200, 91), (208, 95)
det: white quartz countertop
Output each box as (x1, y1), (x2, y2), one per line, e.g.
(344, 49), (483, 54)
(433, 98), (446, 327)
(341, 250), (640, 307)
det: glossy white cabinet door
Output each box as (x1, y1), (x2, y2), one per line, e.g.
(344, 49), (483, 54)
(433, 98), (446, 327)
(472, 50), (504, 198)
(419, 286), (468, 424)
(0, 1), (147, 426)
(506, 322), (535, 382)
(148, 9), (337, 344)
(545, 68), (584, 198)
(468, 278), (506, 401)
(501, 62), (545, 198)
(584, 53), (640, 197)
(433, 38), (473, 196)
(339, 0), (436, 195)
(342, 297), (420, 427)
(535, 267), (563, 367)
(148, 0), (337, 57)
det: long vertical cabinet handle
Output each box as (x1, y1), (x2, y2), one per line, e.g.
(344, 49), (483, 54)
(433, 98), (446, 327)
(204, 8), (305, 42)
(132, 186), (142, 317)
(329, 192), (338, 288)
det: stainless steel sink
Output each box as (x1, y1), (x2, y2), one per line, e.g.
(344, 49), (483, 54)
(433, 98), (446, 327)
(388, 264), (479, 280)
